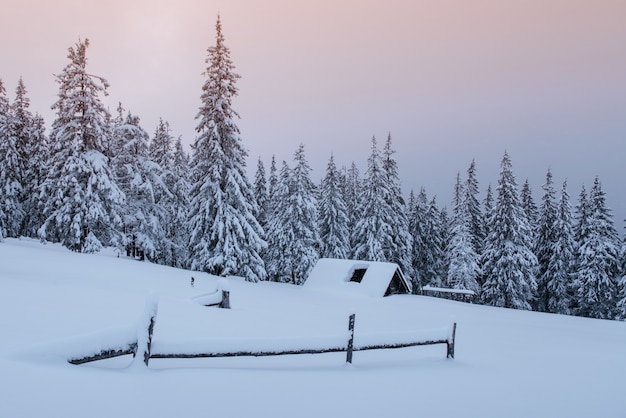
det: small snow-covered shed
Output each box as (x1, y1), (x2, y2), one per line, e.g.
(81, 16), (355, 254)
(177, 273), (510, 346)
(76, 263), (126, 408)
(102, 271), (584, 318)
(303, 258), (412, 297)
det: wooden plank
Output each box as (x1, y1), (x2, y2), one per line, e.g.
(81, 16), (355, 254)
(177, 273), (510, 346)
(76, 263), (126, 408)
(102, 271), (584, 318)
(68, 343), (137, 365)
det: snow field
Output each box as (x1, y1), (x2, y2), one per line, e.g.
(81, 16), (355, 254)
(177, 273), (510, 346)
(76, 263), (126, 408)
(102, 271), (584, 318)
(1, 238), (625, 418)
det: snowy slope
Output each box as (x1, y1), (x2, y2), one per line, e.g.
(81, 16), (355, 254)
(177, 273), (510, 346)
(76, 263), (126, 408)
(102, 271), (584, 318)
(1, 238), (625, 418)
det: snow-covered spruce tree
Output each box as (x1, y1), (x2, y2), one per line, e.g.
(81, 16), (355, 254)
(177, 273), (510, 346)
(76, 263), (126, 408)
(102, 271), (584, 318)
(352, 137), (396, 264)
(38, 39), (124, 252)
(618, 242), (626, 320)
(0, 79), (24, 238)
(447, 172), (481, 294)
(149, 118), (173, 169)
(187, 16), (266, 281)
(343, 162), (361, 250)
(481, 151), (538, 310)
(408, 187), (429, 292)
(465, 159), (485, 254)
(112, 110), (169, 261)
(424, 195), (447, 288)
(265, 160), (294, 282)
(534, 169), (558, 312)
(288, 144), (321, 282)
(19, 112), (48, 238)
(573, 177), (620, 319)
(521, 179), (539, 245)
(319, 154), (350, 259)
(148, 119), (190, 267)
(253, 157), (269, 229)
(166, 136), (191, 267)
(544, 180), (576, 314)
(382, 133), (413, 274)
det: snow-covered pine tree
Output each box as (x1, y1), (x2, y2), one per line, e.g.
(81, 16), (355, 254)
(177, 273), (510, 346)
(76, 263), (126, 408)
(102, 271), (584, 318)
(285, 144), (321, 283)
(267, 155), (278, 206)
(534, 169), (558, 312)
(545, 180), (576, 314)
(187, 16), (266, 281)
(481, 151), (538, 310)
(352, 137), (395, 264)
(165, 136), (191, 268)
(112, 110), (169, 261)
(19, 107), (48, 239)
(343, 162), (361, 250)
(424, 195), (446, 287)
(0, 80), (10, 240)
(521, 179), (539, 245)
(447, 172), (481, 293)
(149, 118), (173, 169)
(382, 133), (413, 274)
(408, 187), (429, 292)
(253, 157), (269, 229)
(573, 177), (620, 319)
(0, 79), (24, 238)
(265, 160), (294, 282)
(38, 39), (124, 252)
(319, 154), (350, 259)
(618, 242), (626, 320)
(465, 159), (484, 254)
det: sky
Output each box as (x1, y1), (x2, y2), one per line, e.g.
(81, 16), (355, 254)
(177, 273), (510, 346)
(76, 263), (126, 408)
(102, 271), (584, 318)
(2, 0), (625, 228)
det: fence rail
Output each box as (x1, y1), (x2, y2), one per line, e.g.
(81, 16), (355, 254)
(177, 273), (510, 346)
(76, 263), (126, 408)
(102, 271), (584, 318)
(68, 298), (457, 367)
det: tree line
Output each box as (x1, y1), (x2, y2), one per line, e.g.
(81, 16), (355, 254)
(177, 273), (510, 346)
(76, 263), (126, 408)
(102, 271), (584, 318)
(0, 18), (624, 321)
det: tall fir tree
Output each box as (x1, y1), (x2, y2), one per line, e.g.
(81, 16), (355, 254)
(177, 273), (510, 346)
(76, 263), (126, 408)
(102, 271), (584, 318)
(38, 39), (124, 252)
(465, 159), (484, 255)
(286, 144), (321, 283)
(112, 111), (168, 261)
(187, 16), (266, 281)
(481, 152), (538, 310)
(352, 137), (396, 265)
(0, 80), (10, 240)
(382, 133), (413, 274)
(265, 160), (293, 282)
(253, 157), (269, 229)
(408, 187), (429, 292)
(318, 154), (350, 259)
(165, 136), (191, 268)
(447, 172), (481, 293)
(0, 79), (24, 238)
(545, 180), (576, 314)
(520, 179), (539, 245)
(343, 161), (361, 249)
(534, 169), (558, 312)
(573, 177), (620, 319)
(424, 195), (446, 287)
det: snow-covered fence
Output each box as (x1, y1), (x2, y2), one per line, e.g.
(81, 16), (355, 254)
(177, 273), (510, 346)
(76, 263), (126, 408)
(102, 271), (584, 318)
(148, 314), (457, 365)
(422, 285), (476, 303)
(68, 296), (457, 367)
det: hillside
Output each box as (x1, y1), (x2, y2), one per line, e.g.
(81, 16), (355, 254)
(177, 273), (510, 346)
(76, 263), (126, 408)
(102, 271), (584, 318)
(1, 238), (625, 418)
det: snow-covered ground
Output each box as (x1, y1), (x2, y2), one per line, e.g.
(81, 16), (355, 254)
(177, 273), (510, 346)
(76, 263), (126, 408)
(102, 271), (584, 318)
(1, 238), (625, 418)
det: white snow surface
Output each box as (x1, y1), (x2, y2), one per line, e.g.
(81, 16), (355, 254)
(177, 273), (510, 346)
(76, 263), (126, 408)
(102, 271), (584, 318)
(1, 238), (625, 418)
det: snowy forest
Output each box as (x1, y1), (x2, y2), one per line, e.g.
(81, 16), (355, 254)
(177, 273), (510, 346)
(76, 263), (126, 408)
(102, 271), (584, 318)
(1, 18), (625, 321)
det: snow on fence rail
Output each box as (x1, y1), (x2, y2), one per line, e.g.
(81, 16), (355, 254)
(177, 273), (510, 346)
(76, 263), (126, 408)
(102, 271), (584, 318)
(422, 285), (476, 302)
(67, 295), (457, 367)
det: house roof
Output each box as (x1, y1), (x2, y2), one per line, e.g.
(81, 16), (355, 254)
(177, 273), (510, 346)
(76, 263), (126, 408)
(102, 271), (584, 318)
(303, 258), (412, 297)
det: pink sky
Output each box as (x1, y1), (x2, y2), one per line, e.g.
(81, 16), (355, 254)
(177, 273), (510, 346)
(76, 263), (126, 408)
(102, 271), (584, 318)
(3, 0), (626, 224)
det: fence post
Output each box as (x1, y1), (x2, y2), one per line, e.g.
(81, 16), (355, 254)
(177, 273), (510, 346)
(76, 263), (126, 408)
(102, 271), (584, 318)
(346, 314), (356, 364)
(220, 290), (231, 309)
(144, 314), (156, 366)
(446, 322), (457, 359)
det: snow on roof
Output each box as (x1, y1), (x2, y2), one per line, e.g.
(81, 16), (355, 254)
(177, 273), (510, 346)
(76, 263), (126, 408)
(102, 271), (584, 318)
(303, 258), (412, 297)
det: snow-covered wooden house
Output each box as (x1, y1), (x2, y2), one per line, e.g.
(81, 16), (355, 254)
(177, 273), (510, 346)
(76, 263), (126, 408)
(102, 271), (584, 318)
(303, 258), (412, 297)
